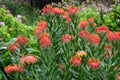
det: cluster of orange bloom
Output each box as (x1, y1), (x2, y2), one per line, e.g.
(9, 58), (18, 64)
(34, 18), (120, 48)
(78, 19), (100, 45)
(107, 31), (120, 41)
(8, 36), (27, 53)
(61, 34), (73, 43)
(87, 58), (100, 70)
(78, 18), (120, 45)
(70, 51), (100, 70)
(79, 30), (90, 39)
(20, 55), (37, 65)
(34, 21), (48, 37)
(4, 65), (23, 74)
(95, 25), (120, 41)
(8, 44), (19, 53)
(42, 5), (78, 15)
(34, 21), (51, 48)
(6, 37), (37, 74)
(39, 33), (51, 47)
(88, 34), (100, 45)
(70, 55), (82, 67)
(42, 5), (78, 23)
(4, 55), (37, 74)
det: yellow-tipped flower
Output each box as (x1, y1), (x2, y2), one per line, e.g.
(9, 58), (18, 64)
(76, 51), (87, 57)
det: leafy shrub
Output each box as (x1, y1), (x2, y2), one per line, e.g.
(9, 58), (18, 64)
(103, 5), (120, 31)
(0, 8), (33, 41)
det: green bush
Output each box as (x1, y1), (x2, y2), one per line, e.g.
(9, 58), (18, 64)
(0, 8), (33, 42)
(103, 5), (120, 31)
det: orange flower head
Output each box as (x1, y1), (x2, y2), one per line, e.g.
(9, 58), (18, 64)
(4, 65), (23, 74)
(76, 51), (87, 57)
(39, 33), (51, 48)
(114, 32), (120, 41)
(106, 31), (115, 41)
(63, 11), (69, 16)
(62, 15), (71, 23)
(61, 34), (72, 43)
(116, 74), (120, 80)
(42, 5), (52, 15)
(78, 21), (89, 29)
(34, 27), (42, 37)
(17, 36), (27, 46)
(8, 44), (18, 53)
(52, 7), (64, 15)
(79, 30), (90, 39)
(87, 58), (100, 70)
(37, 21), (47, 29)
(93, 23), (97, 27)
(95, 26), (109, 34)
(34, 21), (47, 37)
(20, 55), (37, 65)
(70, 55), (82, 67)
(68, 6), (78, 15)
(88, 18), (94, 23)
(88, 34), (100, 45)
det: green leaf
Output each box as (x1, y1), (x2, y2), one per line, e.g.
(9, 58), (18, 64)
(0, 73), (2, 80)
(6, 38), (16, 45)
(2, 51), (10, 59)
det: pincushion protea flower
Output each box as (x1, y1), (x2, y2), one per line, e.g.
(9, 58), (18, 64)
(20, 55), (37, 65)
(106, 31), (120, 41)
(8, 44), (19, 53)
(17, 36), (27, 46)
(68, 6), (78, 15)
(114, 32), (120, 41)
(42, 5), (52, 15)
(4, 65), (23, 74)
(37, 21), (47, 28)
(88, 34), (100, 45)
(39, 33), (51, 48)
(78, 21), (89, 29)
(95, 26), (109, 34)
(76, 51), (87, 57)
(34, 27), (42, 37)
(61, 34), (72, 43)
(106, 31), (114, 41)
(70, 55), (82, 67)
(87, 58), (100, 70)
(79, 30), (90, 39)
(63, 11), (69, 16)
(51, 7), (64, 15)
(88, 18), (94, 23)
(34, 21), (48, 37)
